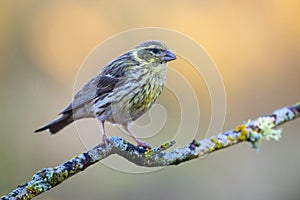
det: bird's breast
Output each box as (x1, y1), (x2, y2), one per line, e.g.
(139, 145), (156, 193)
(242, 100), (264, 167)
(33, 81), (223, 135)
(98, 65), (167, 124)
(126, 71), (165, 121)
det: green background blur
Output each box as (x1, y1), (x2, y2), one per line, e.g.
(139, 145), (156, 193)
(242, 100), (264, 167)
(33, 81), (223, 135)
(1, 1), (300, 200)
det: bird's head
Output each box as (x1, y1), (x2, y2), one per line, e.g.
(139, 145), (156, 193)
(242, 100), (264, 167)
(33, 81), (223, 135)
(133, 40), (177, 66)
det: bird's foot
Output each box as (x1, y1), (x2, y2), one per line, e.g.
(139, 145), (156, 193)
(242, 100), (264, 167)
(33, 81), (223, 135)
(101, 134), (112, 151)
(121, 124), (152, 149)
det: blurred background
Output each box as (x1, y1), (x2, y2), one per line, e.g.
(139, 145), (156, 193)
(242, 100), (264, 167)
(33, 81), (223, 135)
(1, 1), (300, 200)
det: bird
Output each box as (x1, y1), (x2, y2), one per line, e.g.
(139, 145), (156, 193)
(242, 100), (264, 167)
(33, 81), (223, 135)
(35, 40), (177, 149)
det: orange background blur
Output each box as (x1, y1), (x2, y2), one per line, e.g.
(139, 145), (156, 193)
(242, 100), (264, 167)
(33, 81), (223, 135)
(1, 1), (300, 200)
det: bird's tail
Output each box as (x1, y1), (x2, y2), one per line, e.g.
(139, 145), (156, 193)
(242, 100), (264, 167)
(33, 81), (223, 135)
(35, 113), (74, 134)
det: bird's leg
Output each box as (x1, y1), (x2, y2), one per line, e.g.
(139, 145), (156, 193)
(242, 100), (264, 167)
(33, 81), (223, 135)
(122, 124), (152, 149)
(100, 121), (111, 149)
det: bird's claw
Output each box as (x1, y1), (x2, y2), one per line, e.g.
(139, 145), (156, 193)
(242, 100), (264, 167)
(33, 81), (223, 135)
(101, 134), (112, 151)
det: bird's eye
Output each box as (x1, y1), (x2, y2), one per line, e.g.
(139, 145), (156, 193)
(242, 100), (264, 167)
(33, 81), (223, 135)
(150, 48), (161, 54)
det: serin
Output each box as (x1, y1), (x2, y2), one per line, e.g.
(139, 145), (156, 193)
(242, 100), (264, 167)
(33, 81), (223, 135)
(35, 40), (177, 148)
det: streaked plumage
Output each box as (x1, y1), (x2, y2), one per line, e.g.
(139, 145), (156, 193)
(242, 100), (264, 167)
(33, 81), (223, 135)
(35, 40), (176, 148)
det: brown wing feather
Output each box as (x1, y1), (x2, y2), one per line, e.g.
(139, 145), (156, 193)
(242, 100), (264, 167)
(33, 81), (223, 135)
(60, 75), (120, 114)
(60, 51), (138, 114)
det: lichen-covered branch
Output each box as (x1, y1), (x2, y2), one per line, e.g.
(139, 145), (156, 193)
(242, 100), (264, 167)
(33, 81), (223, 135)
(2, 102), (300, 200)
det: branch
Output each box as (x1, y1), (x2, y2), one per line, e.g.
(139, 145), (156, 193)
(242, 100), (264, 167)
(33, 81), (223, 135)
(2, 102), (300, 200)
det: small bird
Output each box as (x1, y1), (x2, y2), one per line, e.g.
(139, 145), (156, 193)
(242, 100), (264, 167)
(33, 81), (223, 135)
(35, 40), (176, 148)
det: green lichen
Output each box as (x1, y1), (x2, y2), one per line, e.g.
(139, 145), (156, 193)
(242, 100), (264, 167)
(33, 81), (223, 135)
(208, 146), (215, 153)
(25, 179), (52, 199)
(235, 124), (249, 141)
(246, 117), (282, 151)
(26, 185), (41, 198)
(257, 117), (282, 141)
(226, 135), (236, 142)
(161, 141), (171, 149)
(47, 170), (71, 187)
(248, 130), (261, 143)
(247, 130), (260, 150)
(144, 149), (153, 159)
(210, 137), (223, 149)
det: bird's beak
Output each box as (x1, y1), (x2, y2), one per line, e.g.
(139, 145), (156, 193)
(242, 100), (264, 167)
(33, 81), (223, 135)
(164, 50), (177, 62)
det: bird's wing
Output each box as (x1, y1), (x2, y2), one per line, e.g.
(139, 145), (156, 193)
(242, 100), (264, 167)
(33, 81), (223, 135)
(60, 75), (122, 114)
(60, 52), (139, 114)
